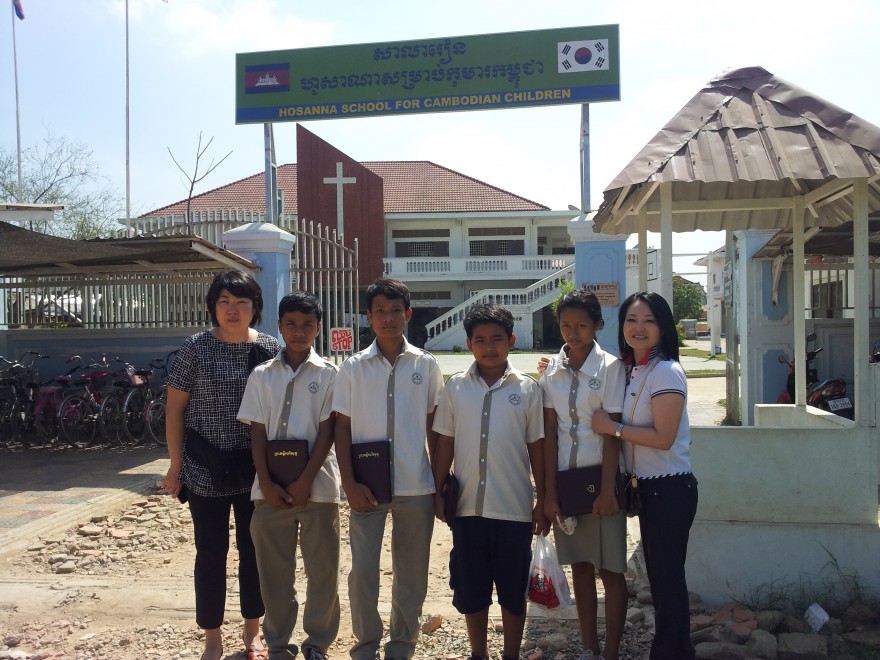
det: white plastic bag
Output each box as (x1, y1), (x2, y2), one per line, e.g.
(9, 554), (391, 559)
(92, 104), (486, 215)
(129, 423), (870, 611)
(804, 603), (829, 633)
(555, 513), (577, 535)
(526, 534), (572, 610)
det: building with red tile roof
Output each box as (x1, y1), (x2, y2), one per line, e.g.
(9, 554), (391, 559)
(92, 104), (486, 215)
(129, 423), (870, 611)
(141, 160), (576, 349)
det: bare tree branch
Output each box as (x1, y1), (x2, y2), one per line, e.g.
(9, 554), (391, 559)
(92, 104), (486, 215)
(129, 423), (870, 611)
(167, 131), (232, 223)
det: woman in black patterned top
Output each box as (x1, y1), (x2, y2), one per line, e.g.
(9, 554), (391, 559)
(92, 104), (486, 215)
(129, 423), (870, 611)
(161, 270), (280, 660)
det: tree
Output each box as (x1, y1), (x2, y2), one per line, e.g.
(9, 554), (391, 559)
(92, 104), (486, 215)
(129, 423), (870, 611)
(168, 132), (232, 223)
(0, 133), (125, 239)
(550, 278), (575, 315)
(672, 279), (704, 322)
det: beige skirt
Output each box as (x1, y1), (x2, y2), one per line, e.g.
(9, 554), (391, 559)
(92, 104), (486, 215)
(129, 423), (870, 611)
(553, 509), (627, 573)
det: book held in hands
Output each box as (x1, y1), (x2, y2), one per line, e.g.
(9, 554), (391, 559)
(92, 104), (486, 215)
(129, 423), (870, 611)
(266, 439), (310, 487)
(351, 440), (392, 504)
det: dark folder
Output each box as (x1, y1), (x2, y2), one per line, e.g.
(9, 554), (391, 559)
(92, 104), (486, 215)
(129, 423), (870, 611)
(351, 440), (392, 504)
(556, 464), (624, 516)
(266, 439), (310, 488)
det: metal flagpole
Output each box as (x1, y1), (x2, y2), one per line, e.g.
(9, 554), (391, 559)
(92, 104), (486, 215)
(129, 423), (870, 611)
(125, 0), (168, 231)
(11, 1), (23, 199)
(125, 0), (130, 227)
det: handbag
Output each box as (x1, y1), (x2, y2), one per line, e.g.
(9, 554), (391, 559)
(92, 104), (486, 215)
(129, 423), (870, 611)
(185, 428), (256, 492)
(556, 464), (624, 516)
(620, 361), (658, 518)
(621, 470), (642, 517)
(247, 342), (275, 373)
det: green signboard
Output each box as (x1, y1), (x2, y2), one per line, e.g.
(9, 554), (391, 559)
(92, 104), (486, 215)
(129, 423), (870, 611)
(235, 25), (619, 123)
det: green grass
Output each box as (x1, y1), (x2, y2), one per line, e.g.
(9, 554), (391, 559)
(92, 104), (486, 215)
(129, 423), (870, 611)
(680, 347), (726, 359)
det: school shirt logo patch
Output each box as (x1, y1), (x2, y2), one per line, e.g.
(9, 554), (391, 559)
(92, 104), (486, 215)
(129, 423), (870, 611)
(308, 381), (319, 393)
(508, 394), (521, 406)
(588, 378), (601, 390)
(411, 372), (423, 385)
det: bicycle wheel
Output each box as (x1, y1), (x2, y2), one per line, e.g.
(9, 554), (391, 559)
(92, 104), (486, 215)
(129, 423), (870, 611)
(122, 387), (149, 445)
(14, 399), (35, 447)
(145, 398), (167, 446)
(0, 396), (16, 446)
(34, 399), (59, 445)
(58, 394), (98, 447)
(98, 390), (127, 446)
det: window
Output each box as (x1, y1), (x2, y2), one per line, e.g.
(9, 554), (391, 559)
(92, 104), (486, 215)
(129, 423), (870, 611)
(392, 228), (450, 238)
(811, 281), (844, 319)
(410, 291), (452, 301)
(394, 242), (449, 257)
(409, 242), (435, 257)
(468, 226), (526, 236)
(469, 240), (524, 256)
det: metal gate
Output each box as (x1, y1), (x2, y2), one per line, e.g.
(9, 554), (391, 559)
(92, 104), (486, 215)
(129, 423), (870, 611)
(290, 219), (359, 362)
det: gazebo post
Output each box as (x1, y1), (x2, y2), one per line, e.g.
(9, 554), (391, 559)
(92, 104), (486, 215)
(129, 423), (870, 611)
(638, 207), (648, 290)
(792, 197), (807, 408)
(660, 184), (673, 304)
(852, 177), (873, 426)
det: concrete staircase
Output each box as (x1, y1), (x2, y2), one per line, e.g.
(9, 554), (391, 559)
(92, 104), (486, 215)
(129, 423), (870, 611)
(424, 265), (574, 350)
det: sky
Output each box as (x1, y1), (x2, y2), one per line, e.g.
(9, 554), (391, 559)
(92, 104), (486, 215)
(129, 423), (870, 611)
(2, 0), (879, 285)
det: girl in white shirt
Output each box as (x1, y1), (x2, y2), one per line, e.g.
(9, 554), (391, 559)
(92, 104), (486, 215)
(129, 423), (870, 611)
(541, 288), (627, 660)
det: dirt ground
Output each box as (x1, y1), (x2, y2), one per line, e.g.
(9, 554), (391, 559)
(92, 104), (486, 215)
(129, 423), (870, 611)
(0, 484), (613, 660)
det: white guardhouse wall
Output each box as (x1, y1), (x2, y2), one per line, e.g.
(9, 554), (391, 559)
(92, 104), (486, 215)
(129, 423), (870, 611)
(695, 228), (880, 607)
(687, 421), (880, 608)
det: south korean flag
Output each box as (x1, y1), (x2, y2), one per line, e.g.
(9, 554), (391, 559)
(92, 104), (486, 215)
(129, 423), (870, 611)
(558, 39), (609, 73)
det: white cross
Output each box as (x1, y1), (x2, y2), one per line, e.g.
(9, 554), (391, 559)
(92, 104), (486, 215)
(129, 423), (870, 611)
(323, 162), (356, 236)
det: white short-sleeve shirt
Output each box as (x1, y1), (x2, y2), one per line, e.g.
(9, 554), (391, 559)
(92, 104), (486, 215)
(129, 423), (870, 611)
(624, 358), (692, 478)
(433, 362), (544, 523)
(332, 338), (443, 496)
(540, 341), (625, 470)
(237, 348), (340, 503)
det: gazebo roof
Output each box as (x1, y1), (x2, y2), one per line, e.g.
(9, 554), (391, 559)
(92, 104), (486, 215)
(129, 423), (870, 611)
(592, 66), (880, 234)
(0, 222), (258, 276)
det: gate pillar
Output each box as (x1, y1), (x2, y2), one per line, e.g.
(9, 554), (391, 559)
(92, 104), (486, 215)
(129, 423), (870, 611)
(568, 213), (628, 356)
(223, 223), (295, 336)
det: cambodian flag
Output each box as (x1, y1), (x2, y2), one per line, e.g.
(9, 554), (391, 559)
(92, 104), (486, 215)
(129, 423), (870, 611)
(12, 0), (24, 20)
(244, 63), (291, 95)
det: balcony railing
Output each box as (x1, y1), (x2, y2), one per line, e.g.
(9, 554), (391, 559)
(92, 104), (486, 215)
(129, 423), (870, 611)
(383, 255), (573, 277)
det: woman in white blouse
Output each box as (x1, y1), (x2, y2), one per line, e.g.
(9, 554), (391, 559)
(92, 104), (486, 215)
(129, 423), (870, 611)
(592, 291), (698, 660)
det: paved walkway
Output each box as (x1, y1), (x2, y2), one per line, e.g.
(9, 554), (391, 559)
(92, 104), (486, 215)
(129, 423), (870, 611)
(0, 351), (727, 560)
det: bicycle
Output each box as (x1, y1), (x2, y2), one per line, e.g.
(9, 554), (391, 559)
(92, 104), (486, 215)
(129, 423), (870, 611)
(97, 358), (144, 447)
(56, 356), (116, 448)
(0, 352), (46, 446)
(122, 350), (177, 446)
(32, 356), (87, 446)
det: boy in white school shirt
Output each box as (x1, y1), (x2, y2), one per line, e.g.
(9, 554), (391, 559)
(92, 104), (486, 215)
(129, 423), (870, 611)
(238, 291), (341, 660)
(432, 303), (549, 660)
(332, 278), (444, 660)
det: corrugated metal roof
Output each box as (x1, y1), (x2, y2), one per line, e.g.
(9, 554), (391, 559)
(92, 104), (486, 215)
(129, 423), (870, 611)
(145, 161), (548, 217)
(593, 66), (880, 234)
(0, 222), (258, 276)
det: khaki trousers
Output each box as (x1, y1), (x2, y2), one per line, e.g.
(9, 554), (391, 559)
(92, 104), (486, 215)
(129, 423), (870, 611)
(250, 500), (341, 660)
(348, 494), (434, 660)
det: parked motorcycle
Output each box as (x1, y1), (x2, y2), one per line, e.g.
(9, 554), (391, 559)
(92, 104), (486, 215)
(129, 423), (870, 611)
(776, 332), (854, 419)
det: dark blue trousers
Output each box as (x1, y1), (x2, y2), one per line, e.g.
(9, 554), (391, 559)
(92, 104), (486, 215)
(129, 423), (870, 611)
(638, 472), (698, 660)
